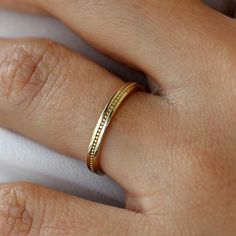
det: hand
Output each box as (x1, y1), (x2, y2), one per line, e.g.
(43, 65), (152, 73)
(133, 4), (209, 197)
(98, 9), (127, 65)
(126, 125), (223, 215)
(0, 0), (235, 235)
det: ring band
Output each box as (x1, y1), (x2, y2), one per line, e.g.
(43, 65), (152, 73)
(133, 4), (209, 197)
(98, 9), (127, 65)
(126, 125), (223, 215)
(87, 82), (143, 175)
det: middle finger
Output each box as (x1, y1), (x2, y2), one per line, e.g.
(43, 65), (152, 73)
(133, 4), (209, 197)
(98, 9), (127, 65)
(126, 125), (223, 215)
(1, 0), (233, 92)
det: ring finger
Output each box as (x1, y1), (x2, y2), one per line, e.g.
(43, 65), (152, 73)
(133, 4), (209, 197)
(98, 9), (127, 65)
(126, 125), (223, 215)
(0, 38), (174, 197)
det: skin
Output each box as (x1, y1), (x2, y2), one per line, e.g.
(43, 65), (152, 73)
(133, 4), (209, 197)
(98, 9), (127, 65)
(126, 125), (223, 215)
(0, 0), (235, 235)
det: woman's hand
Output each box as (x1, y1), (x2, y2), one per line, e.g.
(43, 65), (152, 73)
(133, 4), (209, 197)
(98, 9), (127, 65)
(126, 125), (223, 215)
(0, 0), (235, 235)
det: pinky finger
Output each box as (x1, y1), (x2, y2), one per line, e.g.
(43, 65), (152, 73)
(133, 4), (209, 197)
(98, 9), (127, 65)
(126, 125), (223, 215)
(0, 182), (153, 236)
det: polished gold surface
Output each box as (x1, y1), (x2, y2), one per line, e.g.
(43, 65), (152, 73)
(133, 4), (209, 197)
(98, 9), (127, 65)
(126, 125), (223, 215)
(87, 82), (143, 175)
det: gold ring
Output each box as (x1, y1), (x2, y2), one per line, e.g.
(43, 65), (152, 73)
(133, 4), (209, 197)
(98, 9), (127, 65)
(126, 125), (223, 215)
(87, 82), (143, 175)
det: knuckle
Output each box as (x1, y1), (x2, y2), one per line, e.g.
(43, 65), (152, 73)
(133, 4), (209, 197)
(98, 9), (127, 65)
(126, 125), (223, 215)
(182, 145), (236, 208)
(0, 39), (61, 113)
(0, 183), (39, 236)
(186, 144), (232, 187)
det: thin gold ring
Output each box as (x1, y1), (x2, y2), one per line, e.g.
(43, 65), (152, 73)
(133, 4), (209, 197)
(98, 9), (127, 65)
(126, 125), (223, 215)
(87, 82), (143, 175)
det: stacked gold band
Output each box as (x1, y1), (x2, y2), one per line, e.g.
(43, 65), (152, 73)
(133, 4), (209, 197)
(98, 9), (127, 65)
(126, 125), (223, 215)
(87, 82), (143, 175)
